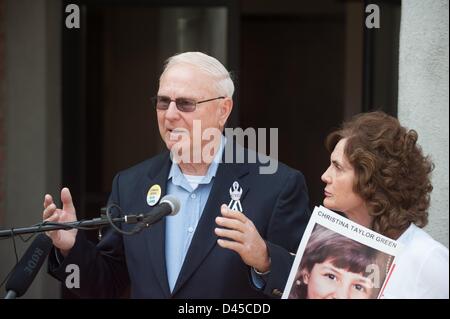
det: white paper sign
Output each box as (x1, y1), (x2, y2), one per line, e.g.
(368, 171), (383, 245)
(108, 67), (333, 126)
(282, 206), (402, 299)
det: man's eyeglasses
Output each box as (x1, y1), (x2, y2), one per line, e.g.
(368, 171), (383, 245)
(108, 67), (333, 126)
(153, 96), (225, 112)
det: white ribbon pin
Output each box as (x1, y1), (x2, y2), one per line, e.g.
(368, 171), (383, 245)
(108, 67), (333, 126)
(228, 181), (243, 212)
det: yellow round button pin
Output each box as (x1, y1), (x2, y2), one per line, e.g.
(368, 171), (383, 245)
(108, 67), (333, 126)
(147, 184), (161, 206)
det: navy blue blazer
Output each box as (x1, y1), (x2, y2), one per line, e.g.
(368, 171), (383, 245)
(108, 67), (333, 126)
(49, 145), (310, 298)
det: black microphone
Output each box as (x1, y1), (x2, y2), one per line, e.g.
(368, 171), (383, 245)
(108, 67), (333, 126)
(5, 234), (53, 299)
(124, 195), (181, 226)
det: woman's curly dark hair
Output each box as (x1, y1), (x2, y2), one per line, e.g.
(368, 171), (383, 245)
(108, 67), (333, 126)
(325, 111), (434, 238)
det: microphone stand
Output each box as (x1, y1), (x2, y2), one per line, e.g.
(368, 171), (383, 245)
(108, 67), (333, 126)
(1, 211), (155, 299)
(0, 213), (148, 239)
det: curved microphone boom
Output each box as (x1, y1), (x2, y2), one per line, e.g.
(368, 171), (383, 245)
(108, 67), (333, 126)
(5, 234), (53, 299)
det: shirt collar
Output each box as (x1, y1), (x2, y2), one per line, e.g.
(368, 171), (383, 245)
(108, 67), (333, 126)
(168, 135), (226, 187)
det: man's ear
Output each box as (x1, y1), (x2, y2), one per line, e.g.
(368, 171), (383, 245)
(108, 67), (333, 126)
(219, 97), (233, 127)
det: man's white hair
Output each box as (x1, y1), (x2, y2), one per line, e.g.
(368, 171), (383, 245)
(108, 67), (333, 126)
(162, 52), (235, 98)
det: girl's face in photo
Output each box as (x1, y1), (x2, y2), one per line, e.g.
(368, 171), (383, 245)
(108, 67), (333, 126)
(304, 259), (373, 299)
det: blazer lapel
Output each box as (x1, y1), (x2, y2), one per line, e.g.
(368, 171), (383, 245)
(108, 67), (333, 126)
(171, 161), (250, 295)
(139, 153), (172, 298)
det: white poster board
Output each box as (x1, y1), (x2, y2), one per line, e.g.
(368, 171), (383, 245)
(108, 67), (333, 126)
(282, 206), (401, 299)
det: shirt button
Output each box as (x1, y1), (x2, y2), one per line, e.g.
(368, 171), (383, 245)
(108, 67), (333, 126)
(188, 227), (194, 233)
(190, 193), (196, 199)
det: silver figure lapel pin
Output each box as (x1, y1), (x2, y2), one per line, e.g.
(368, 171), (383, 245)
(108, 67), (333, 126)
(228, 181), (243, 212)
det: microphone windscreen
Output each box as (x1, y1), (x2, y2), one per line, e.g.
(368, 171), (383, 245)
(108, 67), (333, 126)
(160, 195), (181, 216)
(5, 234), (53, 297)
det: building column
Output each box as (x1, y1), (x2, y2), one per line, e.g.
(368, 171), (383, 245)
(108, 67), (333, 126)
(1, 0), (62, 298)
(398, 0), (449, 247)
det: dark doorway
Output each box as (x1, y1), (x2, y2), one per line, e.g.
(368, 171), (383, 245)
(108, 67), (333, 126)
(240, 14), (345, 207)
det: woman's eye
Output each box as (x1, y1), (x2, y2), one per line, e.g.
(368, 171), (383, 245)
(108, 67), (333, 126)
(332, 163), (341, 171)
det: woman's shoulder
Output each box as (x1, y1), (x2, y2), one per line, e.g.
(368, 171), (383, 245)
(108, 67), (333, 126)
(396, 224), (448, 278)
(400, 224), (448, 257)
(386, 224), (449, 298)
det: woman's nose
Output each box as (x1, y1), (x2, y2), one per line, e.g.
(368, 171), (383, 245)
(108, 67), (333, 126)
(321, 166), (331, 184)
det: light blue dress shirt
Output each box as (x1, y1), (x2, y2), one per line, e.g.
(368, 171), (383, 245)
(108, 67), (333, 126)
(165, 137), (225, 292)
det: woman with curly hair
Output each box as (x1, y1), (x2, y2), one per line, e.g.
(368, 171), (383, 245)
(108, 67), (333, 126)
(321, 111), (448, 298)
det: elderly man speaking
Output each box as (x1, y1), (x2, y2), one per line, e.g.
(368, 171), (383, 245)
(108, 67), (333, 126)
(42, 52), (310, 298)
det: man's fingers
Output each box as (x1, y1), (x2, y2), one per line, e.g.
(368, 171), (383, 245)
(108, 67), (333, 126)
(45, 208), (63, 222)
(220, 204), (247, 223)
(215, 216), (245, 232)
(217, 239), (242, 254)
(215, 228), (244, 243)
(44, 211), (60, 241)
(43, 203), (57, 220)
(61, 187), (75, 213)
(45, 211), (59, 223)
(43, 194), (53, 209)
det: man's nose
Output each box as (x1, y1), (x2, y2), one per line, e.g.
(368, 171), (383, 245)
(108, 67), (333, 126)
(165, 101), (180, 120)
